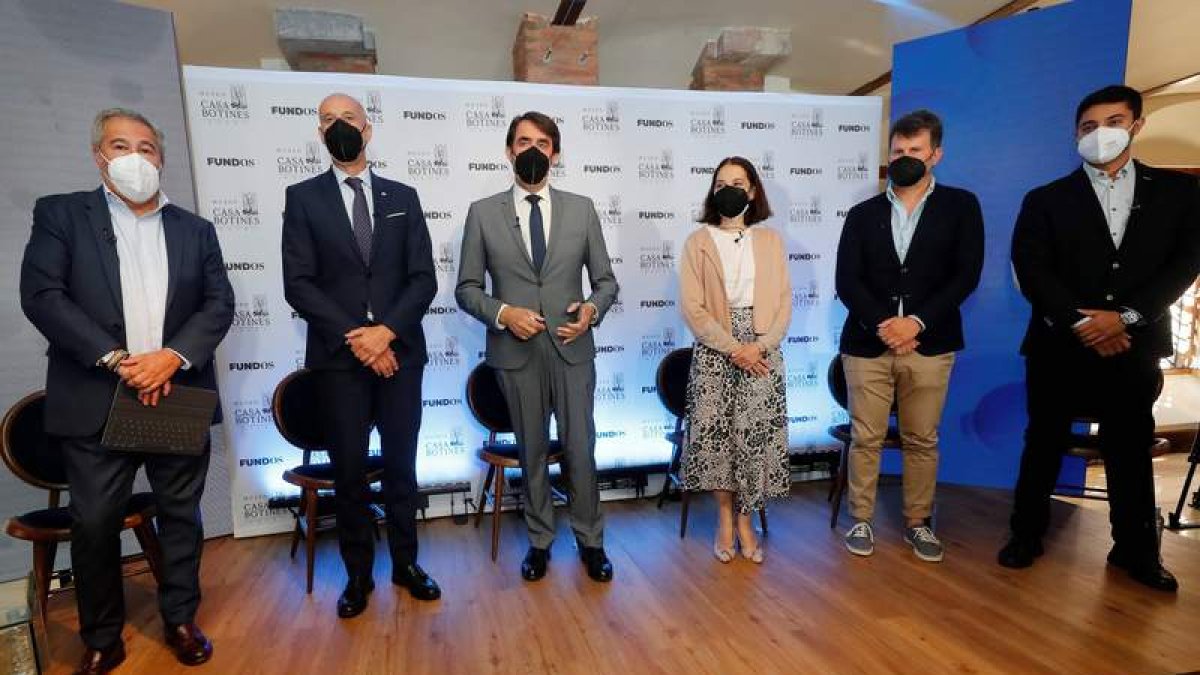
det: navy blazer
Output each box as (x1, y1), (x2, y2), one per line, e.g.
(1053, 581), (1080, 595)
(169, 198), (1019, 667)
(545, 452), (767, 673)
(282, 169), (436, 370)
(20, 188), (235, 437)
(835, 184), (985, 357)
(1012, 162), (1200, 359)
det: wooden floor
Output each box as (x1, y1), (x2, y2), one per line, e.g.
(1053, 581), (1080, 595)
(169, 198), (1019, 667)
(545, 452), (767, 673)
(42, 456), (1200, 675)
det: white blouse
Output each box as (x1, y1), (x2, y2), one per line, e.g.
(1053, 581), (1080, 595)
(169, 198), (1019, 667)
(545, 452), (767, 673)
(706, 225), (756, 308)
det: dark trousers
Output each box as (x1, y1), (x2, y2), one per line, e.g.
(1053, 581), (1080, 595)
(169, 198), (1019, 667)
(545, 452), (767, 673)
(495, 333), (603, 549)
(61, 435), (210, 650)
(1010, 350), (1160, 560)
(316, 366), (423, 579)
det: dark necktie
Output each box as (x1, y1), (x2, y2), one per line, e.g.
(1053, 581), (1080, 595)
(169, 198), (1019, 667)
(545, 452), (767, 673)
(527, 194), (546, 272)
(344, 176), (373, 263)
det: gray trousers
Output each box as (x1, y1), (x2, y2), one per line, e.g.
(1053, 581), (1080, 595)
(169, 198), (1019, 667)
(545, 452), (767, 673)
(495, 332), (604, 548)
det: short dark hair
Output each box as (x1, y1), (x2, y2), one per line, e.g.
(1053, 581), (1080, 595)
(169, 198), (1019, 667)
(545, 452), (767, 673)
(697, 156), (772, 226)
(505, 111), (561, 153)
(890, 109), (943, 148)
(1075, 85), (1142, 125)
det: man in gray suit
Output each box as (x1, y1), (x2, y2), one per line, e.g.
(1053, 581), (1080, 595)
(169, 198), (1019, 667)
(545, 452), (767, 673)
(456, 111), (619, 582)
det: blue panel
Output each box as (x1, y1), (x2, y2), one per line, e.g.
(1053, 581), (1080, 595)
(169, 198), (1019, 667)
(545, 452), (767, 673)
(888, 0), (1133, 488)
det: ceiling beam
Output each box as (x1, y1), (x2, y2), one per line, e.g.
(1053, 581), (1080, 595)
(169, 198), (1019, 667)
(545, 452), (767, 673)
(848, 0), (1041, 96)
(1142, 71), (1200, 97)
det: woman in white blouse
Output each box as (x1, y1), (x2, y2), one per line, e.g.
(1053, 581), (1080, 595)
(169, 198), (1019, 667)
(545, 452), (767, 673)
(678, 156), (792, 563)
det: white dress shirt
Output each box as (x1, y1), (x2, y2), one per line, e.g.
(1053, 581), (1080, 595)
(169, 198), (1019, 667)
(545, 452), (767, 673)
(103, 186), (190, 367)
(331, 164), (375, 231)
(706, 226), (756, 308)
(1084, 159), (1135, 248)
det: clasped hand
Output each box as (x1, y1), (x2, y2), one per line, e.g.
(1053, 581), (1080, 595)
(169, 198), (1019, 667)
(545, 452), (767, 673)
(730, 343), (769, 377)
(118, 349), (182, 407)
(878, 317), (921, 355)
(346, 325), (400, 377)
(1073, 309), (1130, 357)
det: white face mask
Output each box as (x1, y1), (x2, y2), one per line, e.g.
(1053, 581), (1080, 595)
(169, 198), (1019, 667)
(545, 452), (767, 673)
(101, 151), (161, 204)
(1077, 126), (1131, 166)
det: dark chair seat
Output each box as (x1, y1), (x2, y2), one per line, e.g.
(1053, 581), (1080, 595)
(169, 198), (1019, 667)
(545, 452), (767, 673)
(6, 491), (159, 541)
(283, 456), (386, 486)
(477, 441), (564, 468)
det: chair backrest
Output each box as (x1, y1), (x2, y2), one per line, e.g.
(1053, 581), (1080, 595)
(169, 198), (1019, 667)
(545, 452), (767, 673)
(465, 362), (513, 435)
(656, 348), (694, 419)
(271, 369), (326, 460)
(827, 355), (898, 415)
(0, 391), (67, 493)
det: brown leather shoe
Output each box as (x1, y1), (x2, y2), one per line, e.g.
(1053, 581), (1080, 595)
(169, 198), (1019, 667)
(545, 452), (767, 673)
(74, 642), (125, 675)
(165, 623), (213, 666)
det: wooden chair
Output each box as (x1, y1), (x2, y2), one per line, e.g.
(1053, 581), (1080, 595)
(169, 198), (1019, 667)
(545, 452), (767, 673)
(465, 362), (563, 561)
(272, 369), (384, 593)
(1, 391), (164, 626)
(827, 356), (903, 528)
(654, 347), (768, 539)
(1054, 369), (1170, 499)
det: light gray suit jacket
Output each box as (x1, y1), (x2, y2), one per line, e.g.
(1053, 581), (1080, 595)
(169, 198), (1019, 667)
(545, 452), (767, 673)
(455, 186), (619, 369)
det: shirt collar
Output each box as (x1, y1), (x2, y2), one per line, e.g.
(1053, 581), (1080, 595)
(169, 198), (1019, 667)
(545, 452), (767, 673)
(885, 175), (937, 208)
(102, 184), (169, 217)
(513, 182), (551, 205)
(332, 164), (372, 190)
(1082, 158), (1133, 183)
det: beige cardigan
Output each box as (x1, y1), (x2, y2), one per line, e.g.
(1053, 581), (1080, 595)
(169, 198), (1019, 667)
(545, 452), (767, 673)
(679, 225), (792, 354)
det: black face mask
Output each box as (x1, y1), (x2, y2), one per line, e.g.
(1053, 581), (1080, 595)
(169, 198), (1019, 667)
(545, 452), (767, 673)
(887, 155), (927, 188)
(323, 119), (364, 163)
(712, 186), (750, 219)
(513, 147), (550, 185)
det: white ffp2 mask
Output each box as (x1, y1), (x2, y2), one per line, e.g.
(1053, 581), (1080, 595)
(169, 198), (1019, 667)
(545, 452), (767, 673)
(101, 152), (160, 204)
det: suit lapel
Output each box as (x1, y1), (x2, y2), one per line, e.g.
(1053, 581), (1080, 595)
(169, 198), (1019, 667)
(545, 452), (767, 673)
(1119, 161), (1156, 252)
(85, 188), (124, 315)
(545, 187), (566, 269)
(1070, 167), (1116, 253)
(368, 172), (389, 267)
(904, 186), (940, 264)
(318, 169), (367, 267)
(874, 197), (902, 267)
(497, 190), (535, 271)
(162, 205), (185, 313)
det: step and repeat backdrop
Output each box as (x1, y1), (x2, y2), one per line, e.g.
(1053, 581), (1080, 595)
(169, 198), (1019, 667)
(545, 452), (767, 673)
(182, 66), (881, 537)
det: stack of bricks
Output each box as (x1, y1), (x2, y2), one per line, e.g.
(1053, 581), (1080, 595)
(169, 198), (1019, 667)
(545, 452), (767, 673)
(512, 12), (599, 86)
(690, 27), (792, 92)
(275, 8), (378, 74)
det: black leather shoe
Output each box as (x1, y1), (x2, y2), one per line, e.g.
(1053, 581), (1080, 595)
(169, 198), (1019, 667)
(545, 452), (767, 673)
(337, 576), (375, 618)
(521, 547), (550, 581)
(580, 546), (613, 582)
(1107, 547), (1179, 592)
(392, 563), (442, 601)
(997, 536), (1044, 569)
(164, 623), (213, 666)
(74, 641), (125, 675)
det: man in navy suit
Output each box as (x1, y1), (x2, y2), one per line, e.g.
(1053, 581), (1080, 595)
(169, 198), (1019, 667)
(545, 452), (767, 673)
(282, 93), (439, 618)
(20, 108), (234, 674)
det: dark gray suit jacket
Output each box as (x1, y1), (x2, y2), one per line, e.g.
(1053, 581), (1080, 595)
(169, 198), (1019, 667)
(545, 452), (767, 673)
(455, 187), (618, 369)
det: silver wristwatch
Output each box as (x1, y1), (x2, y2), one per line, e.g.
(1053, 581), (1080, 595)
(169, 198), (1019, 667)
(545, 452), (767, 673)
(1119, 308), (1141, 326)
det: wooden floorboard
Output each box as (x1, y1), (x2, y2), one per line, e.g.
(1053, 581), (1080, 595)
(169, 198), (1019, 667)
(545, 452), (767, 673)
(40, 457), (1200, 674)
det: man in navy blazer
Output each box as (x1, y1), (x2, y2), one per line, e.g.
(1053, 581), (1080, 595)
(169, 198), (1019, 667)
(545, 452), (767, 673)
(282, 93), (439, 618)
(20, 109), (233, 674)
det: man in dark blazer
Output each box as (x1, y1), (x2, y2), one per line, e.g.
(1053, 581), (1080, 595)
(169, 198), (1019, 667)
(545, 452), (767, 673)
(20, 109), (233, 674)
(836, 110), (985, 563)
(282, 93), (439, 618)
(1000, 85), (1200, 592)
(456, 112), (619, 583)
